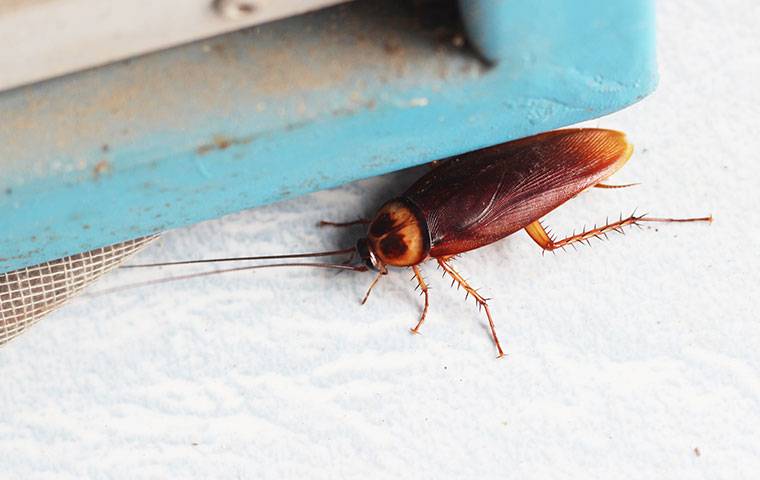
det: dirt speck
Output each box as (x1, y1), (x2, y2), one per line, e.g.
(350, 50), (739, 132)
(196, 135), (246, 155)
(694, 447), (701, 457)
(92, 159), (111, 179)
(214, 136), (232, 150)
(383, 39), (402, 55)
(237, 2), (255, 14)
(4, 188), (11, 195)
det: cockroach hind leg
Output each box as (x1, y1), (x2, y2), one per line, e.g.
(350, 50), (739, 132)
(524, 212), (712, 252)
(436, 258), (505, 358)
(594, 182), (641, 189)
(638, 214), (713, 224)
(409, 265), (430, 335)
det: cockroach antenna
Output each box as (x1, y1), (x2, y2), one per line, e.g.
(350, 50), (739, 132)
(88, 246), (369, 296)
(91, 261), (369, 297)
(120, 247), (357, 269)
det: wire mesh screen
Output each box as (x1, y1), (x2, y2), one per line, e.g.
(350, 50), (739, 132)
(0, 236), (158, 346)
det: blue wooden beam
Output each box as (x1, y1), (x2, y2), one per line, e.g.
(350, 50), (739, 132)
(0, 0), (656, 273)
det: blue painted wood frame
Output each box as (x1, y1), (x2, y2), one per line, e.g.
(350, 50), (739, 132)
(0, 0), (656, 273)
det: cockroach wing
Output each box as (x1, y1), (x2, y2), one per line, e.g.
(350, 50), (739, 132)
(403, 129), (633, 257)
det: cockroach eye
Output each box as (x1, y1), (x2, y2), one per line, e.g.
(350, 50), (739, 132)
(356, 237), (379, 271)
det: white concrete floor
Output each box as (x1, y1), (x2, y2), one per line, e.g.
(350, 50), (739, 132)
(2, 1), (759, 478)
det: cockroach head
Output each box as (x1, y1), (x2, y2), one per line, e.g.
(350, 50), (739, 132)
(356, 237), (382, 272)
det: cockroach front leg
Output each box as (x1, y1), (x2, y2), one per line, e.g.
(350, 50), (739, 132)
(436, 257), (505, 358)
(360, 266), (387, 305)
(319, 219), (370, 227)
(525, 213), (712, 252)
(410, 265), (430, 335)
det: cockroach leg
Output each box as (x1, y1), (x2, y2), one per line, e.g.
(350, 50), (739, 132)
(340, 249), (357, 266)
(524, 213), (712, 252)
(410, 265), (430, 335)
(319, 219), (371, 227)
(594, 182), (640, 189)
(436, 258), (505, 358)
(360, 267), (386, 305)
(329, 249), (358, 276)
(638, 215), (713, 224)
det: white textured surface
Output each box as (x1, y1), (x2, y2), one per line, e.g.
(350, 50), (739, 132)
(2, 2), (759, 478)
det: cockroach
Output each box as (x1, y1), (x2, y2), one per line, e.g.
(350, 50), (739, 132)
(125, 128), (711, 356)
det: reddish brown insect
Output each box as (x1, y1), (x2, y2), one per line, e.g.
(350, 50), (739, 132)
(127, 128), (711, 356)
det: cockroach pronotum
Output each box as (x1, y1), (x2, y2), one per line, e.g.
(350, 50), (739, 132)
(125, 128), (711, 357)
